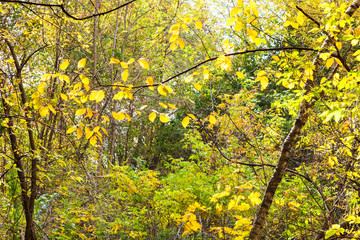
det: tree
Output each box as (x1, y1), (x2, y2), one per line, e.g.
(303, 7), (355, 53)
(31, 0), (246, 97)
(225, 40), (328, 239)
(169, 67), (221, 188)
(1, 0), (360, 239)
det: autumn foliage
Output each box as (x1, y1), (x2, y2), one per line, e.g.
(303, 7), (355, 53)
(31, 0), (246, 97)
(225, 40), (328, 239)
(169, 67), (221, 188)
(1, 0), (360, 239)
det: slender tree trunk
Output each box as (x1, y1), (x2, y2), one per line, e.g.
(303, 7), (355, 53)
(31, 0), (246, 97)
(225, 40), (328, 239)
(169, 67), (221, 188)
(5, 40), (39, 240)
(248, 1), (360, 239)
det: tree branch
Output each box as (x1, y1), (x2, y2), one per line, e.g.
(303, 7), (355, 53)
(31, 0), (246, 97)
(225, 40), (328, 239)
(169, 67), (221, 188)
(0, 0), (137, 21)
(131, 46), (317, 93)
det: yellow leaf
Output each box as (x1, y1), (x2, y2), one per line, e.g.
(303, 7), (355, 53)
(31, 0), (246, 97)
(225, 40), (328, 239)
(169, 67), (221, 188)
(158, 85), (173, 96)
(188, 114), (196, 120)
(125, 113), (131, 121)
(203, 70), (209, 80)
(90, 136), (97, 146)
(216, 203), (223, 215)
(77, 128), (83, 138)
(138, 58), (149, 70)
(39, 106), (49, 117)
(110, 58), (120, 64)
(296, 13), (304, 25)
(80, 74), (89, 85)
(226, 17), (236, 26)
(228, 199), (236, 210)
(184, 17), (192, 24)
(236, 72), (244, 79)
(170, 42), (177, 51)
(112, 111), (125, 121)
(89, 90), (105, 102)
(48, 104), (56, 114)
(193, 83), (202, 91)
(76, 108), (86, 116)
(234, 22), (243, 31)
(195, 21), (202, 29)
(127, 58), (135, 64)
(85, 127), (92, 139)
(257, 70), (267, 77)
(113, 91), (125, 100)
(260, 76), (269, 91)
(185, 75), (193, 83)
(336, 42), (342, 50)
(78, 58), (86, 69)
(102, 116), (110, 122)
(164, 85), (173, 94)
(120, 62), (128, 68)
(84, 84), (90, 91)
(146, 77), (154, 90)
(215, 55), (232, 71)
(41, 74), (52, 81)
(85, 108), (93, 119)
(170, 35), (179, 43)
(326, 58), (334, 68)
(182, 116), (190, 128)
(101, 127), (108, 136)
(60, 93), (68, 101)
(59, 75), (70, 83)
(247, 28), (258, 37)
(122, 70), (129, 82)
(159, 102), (168, 108)
(168, 103), (176, 109)
(178, 38), (185, 50)
(80, 95), (88, 103)
(149, 112), (156, 122)
(230, 7), (241, 16)
(60, 60), (70, 70)
(304, 68), (313, 80)
(248, 192), (262, 206)
(160, 114), (170, 123)
(37, 83), (46, 94)
(272, 55), (280, 61)
(169, 24), (180, 33)
(66, 126), (77, 134)
(209, 115), (216, 124)
(236, 0), (243, 7)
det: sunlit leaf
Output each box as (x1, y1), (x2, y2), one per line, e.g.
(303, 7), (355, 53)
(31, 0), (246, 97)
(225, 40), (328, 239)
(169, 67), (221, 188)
(89, 90), (105, 102)
(209, 115), (216, 124)
(66, 126), (77, 134)
(326, 58), (334, 68)
(159, 102), (168, 108)
(112, 111), (125, 121)
(193, 82), (202, 91)
(122, 70), (129, 82)
(149, 112), (156, 122)
(160, 114), (170, 123)
(110, 58), (120, 64)
(138, 58), (149, 70)
(168, 103), (176, 109)
(182, 116), (190, 128)
(195, 21), (202, 29)
(236, 72), (244, 79)
(60, 60), (70, 70)
(75, 108), (86, 116)
(78, 58), (86, 69)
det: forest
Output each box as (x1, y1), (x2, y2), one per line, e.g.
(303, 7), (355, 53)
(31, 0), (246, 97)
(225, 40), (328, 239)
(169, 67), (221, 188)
(1, 0), (360, 239)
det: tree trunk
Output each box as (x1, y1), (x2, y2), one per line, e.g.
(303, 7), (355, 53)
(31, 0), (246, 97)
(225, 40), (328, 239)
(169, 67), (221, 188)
(248, 1), (360, 239)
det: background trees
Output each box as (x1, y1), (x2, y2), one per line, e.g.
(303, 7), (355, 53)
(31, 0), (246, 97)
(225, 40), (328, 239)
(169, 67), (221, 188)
(1, 0), (360, 239)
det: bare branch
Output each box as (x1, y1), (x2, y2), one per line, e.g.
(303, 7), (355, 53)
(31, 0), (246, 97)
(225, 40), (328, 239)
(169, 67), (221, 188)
(0, 0), (137, 21)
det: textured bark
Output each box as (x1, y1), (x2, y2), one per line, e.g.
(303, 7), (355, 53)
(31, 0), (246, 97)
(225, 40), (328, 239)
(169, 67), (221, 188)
(248, 1), (360, 239)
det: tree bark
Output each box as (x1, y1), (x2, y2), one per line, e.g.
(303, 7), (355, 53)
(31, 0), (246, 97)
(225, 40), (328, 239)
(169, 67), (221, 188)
(248, 1), (360, 239)
(5, 40), (38, 240)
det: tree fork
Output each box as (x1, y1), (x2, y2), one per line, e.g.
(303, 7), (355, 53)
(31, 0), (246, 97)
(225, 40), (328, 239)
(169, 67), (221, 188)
(248, 1), (360, 239)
